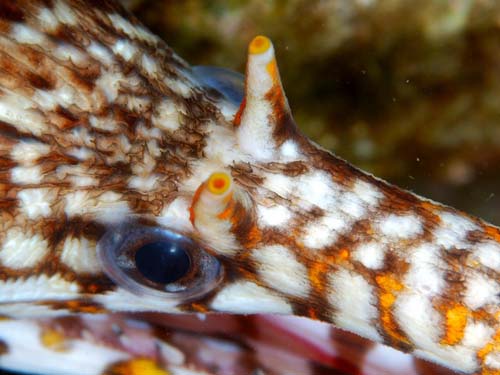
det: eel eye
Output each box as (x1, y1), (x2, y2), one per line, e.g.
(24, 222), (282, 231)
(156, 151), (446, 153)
(97, 225), (223, 302)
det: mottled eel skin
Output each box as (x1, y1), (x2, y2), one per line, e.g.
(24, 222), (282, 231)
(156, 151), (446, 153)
(0, 1), (499, 374)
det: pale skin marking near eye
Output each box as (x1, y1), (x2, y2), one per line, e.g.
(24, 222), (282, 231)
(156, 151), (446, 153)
(0, 274), (79, 304)
(0, 229), (49, 269)
(17, 188), (55, 219)
(210, 281), (293, 314)
(60, 236), (100, 274)
(252, 244), (311, 298)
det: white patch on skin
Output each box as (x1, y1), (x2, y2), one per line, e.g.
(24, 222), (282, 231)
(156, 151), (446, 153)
(302, 212), (347, 249)
(328, 269), (381, 341)
(128, 175), (159, 192)
(395, 292), (480, 372)
(352, 179), (383, 206)
(279, 140), (301, 160)
(486, 352), (500, 370)
(36, 7), (59, 32)
(137, 123), (163, 140)
(52, 0), (78, 25)
(434, 211), (479, 250)
(163, 77), (192, 98)
(158, 197), (192, 231)
(112, 39), (138, 61)
(211, 281), (293, 314)
(201, 121), (245, 165)
(296, 170), (340, 210)
(0, 230), (49, 269)
(67, 147), (94, 161)
(378, 214), (423, 239)
(257, 204), (292, 227)
(56, 165), (98, 187)
(11, 166), (42, 185)
(10, 141), (50, 165)
(89, 115), (119, 132)
(338, 191), (366, 219)
(464, 272), (500, 310)
(404, 244), (445, 297)
(53, 44), (87, 67)
(475, 241), (500, 272)
(152, 99), (181, 131)
(94, 288), (180, 312)
(142, 54), (159, 76)
(33, 85), (88, 111)
(11, 24), (48, 45)
(462, 320), (494, 349)
(88, 41), (114, 66)
(64, 191), (131, 224)
(95, 71), (127, 103)
(352, 241), (385, 269)
(0, 92), (47, 136)
(108, 14), (159, 45)
(252, 245), (310, 298)
(0, 303), (69, 318)
(0, 274), (79, 303)
(0, 320), (128, 375)
(18, 188), (55, 219)
(60, 236), (100, 274)
(262, 173), (296, 199)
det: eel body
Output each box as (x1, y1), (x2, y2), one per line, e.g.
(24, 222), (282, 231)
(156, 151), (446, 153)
(0, 1), (499, 374)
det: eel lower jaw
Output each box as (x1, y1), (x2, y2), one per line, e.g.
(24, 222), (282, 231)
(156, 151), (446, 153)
(53, 313), (456, 375)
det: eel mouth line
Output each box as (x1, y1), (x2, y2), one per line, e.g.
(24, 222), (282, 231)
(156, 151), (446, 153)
(34, 313), (455, 375)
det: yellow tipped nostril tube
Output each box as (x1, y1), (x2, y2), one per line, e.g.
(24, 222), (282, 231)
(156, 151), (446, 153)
(249, 35), (271, 55)
(207, 172), (232, 195)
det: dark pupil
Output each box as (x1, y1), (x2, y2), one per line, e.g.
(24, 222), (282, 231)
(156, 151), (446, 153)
(135, 241), (191, 284)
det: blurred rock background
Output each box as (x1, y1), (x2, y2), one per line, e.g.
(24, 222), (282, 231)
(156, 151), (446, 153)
(126, 0), (500, 225)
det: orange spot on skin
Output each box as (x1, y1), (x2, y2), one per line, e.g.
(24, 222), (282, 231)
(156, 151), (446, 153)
(249, 35), (271, 54)
(309, 261), (328, 294)
(190, 303), (208, 313)
(339, 248), (350, 261)
(41, 329), (68, 352)
(308, 307), (318, 320)
(244, 224), (262, 249)
(375, 274), (409, 347)
(103, 358), (169, 375)
(440, 304), (469, 345)
(485, 225), (500, 244)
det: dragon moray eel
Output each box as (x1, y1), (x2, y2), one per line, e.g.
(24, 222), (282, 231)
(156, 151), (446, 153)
(0, 1), (499, 374)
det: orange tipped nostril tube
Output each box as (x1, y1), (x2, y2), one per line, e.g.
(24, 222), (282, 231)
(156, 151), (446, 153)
(249, 35), (271, 55)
